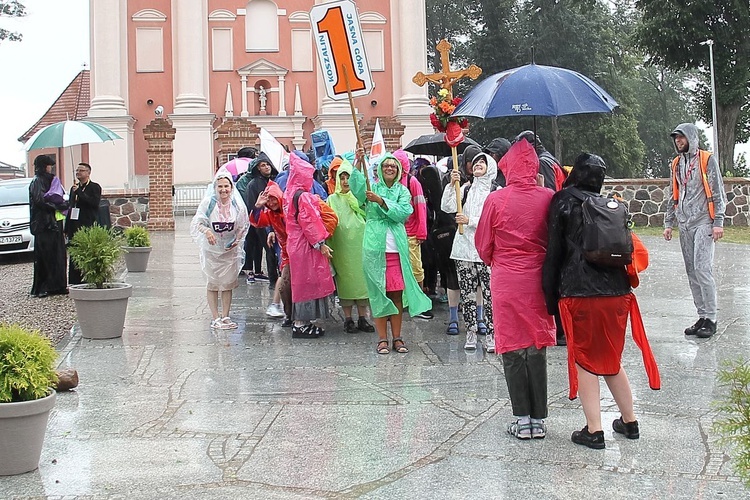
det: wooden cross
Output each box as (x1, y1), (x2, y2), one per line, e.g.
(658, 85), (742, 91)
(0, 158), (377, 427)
(412, 39), (482, 98)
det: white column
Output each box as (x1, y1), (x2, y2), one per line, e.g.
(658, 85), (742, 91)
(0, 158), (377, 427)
(278, 75), (287, 116)
(172, 0), (210, 113)
(88, 0), (128, 116)
(392, 0), (434, 145)
(241, 76), (249, 117)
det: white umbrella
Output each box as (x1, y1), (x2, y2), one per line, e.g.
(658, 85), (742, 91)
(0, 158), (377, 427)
(25, 120), (122, 151)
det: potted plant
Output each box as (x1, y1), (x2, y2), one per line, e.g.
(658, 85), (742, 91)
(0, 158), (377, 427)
(122, 225), (152, 272)
(0, 324), (58, 475)
(68, 225), (133, 339)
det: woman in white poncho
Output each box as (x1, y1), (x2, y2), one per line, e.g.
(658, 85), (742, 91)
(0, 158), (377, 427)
(190, 172), (249, 329)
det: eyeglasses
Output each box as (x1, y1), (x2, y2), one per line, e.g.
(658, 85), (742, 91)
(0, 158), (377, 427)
(382, 163), (398, 170)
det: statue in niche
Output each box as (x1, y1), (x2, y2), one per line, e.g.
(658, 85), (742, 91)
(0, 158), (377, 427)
(258, 86), (267, 115)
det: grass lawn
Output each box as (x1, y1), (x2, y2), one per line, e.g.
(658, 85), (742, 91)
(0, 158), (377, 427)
(633, 226), (750, 244)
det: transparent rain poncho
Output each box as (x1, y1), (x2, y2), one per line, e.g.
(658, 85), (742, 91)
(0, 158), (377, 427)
(190, 172), (249, 290)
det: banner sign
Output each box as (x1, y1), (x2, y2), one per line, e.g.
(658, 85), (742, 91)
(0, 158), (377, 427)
(310, 0), (374, 101)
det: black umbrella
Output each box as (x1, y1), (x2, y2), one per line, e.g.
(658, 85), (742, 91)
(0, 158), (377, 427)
(404, 133), (480, 157)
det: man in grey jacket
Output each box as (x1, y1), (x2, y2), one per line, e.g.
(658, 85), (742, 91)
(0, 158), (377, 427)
(663, 123), (726, 338)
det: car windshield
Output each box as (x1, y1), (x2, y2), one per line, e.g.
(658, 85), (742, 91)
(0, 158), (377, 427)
(0, 182), (30, 206)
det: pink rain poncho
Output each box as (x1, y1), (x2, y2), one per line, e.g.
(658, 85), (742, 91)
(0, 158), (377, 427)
(475, 140), (556, 353)
(283, 153), (335, 303)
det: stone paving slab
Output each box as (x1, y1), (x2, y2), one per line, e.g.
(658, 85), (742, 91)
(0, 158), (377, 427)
(0, 217), (747, 499)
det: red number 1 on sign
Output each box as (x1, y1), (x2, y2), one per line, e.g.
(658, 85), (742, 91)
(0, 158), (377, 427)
(316, 7), (366, 94)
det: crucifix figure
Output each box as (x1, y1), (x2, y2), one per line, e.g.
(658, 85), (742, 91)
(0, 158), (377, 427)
(412, 39), (482, 98)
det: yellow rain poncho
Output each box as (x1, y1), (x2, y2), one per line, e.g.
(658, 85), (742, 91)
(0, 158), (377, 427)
(326, 160), (369, 300)
(362, 154), (432, 318)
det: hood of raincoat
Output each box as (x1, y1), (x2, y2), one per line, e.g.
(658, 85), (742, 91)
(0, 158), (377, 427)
(470, 152), (498, 190)
(499, 140), (538, 187)
(249, 152), (278, 179)
(327, 156), (344, 194)
(564, 153), (606, 193)
(264, 180), (285, 212)
(376, 153), (402, 185)
(671, 122), (700, 156)
(393, 149), (411, 184)
(335, 159), (355, 193)
(285, 150), (315, 197)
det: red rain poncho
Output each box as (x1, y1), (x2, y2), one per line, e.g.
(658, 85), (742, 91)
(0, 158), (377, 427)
(475, 140), (556, 353)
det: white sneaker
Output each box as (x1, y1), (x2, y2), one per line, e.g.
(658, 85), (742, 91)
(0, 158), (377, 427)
(485, 333), (495, 353)
(266, 303), (285, 318)
(464, 329), (477, 350)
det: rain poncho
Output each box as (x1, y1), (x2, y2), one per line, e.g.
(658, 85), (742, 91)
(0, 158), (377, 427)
(190, 172), (249, 290)
(393, 149), (428, 240)
(249, 181), (289, 268)
(441, 152), (498, 262)
(475, 140), (555, 353)
(362, 154), (432, 318)
(326, 160), (369, 300)
(283, 153), (335, 303)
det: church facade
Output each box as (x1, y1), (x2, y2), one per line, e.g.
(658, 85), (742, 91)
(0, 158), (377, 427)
(87, 0), (434, 189)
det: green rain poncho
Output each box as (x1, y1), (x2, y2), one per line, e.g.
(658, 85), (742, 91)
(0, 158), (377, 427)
(362, 154), (432, 318)
(326, 160), (369, 300)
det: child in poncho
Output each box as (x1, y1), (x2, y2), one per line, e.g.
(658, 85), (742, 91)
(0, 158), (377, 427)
(326, 158), (375, 333)
(190, 172), (249, 329)
(363, 154), (432, 354)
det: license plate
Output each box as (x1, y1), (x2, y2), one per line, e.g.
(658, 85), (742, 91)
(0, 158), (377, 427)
(0, 235), (22, 245)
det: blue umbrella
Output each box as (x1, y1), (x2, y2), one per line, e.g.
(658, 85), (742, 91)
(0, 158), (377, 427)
(452, 63), (618, 119)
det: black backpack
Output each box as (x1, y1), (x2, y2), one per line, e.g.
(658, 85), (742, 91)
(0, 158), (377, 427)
(569, 187), (633, 267)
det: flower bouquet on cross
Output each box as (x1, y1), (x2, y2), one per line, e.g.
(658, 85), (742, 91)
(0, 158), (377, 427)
(429, 88), (469, 147)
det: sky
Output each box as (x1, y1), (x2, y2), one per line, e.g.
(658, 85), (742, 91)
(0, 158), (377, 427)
(0, 0), (89, 168)
(0, 1), (746, 170)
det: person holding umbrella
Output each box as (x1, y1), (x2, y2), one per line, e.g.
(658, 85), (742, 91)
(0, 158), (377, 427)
(29, 155), (69, 297)
(65, 162), (102, 285)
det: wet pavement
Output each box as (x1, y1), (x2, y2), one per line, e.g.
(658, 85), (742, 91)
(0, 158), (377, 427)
(1, 216), (748, 499)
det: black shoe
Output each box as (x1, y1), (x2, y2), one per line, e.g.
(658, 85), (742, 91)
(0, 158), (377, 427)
(344, 318), (358, 333)
(571, 425), (605, 449)
(684, 318), (705, 336)
(556, 334), (567, 346)
(35, 292), (49, 298)
(414, 310), (434, 320)
(357, 317), (375, 333)
(696, 319), (717, 338)
(612, 417), (640, 439)
(281, 317), (293, 328)
(292, 324), (321, 338)
(255, 273), (270, 282)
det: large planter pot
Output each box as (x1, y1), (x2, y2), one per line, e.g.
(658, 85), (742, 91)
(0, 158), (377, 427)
(69, 283), (133, 339)
(123, 246), (152, 272)
(0, 390), (56, 475)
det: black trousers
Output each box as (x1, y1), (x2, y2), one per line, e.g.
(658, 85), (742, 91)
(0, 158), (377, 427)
(501, 346), (548, 419)
(31, 223), (67, 295)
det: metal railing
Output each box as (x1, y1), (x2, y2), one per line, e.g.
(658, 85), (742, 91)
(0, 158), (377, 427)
(173, 183), (208, 216)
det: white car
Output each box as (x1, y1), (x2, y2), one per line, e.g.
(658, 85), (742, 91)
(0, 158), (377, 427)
(0, 178), (35, 255)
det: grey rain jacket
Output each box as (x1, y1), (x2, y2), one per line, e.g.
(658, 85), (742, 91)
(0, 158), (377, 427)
(664, 123), (726, 229)
(542, 159), (630, 316)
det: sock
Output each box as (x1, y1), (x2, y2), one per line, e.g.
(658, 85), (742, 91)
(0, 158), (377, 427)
(476, 304), (484, 321)
(449, 306), (459, 323)
(517, 415), (531, 425)
(531, 417), (544, 424)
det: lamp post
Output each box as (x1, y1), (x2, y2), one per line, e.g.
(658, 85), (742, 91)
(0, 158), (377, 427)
(701, 39), (719, 162)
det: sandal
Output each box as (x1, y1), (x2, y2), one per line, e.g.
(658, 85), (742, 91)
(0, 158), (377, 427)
(377, 340), (390, 355)
(531, 421), (547, 439)
(446, 321), (460, 336)
(392, 338), (409, 353)
(210, 318), (223, 329)
(221, 317), (238, 329)
(507, 420), (532, 440)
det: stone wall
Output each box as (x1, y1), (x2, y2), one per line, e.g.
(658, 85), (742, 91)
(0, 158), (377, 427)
(102, 189), (149, 229)
(603, 178), (750, 227)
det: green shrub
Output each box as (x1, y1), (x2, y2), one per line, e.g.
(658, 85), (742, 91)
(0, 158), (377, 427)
(0, 324), (58, 403)
(713, 358), (750, 487)
(124, 225), (151, 247)
(68, 225), (123, 289)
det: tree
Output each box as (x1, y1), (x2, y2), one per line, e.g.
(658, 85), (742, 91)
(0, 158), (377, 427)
(0, 1), (26, 43)
(635, 0), (750, 174)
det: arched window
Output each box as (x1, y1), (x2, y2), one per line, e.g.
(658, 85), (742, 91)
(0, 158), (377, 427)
(245, 0), (279, 52)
